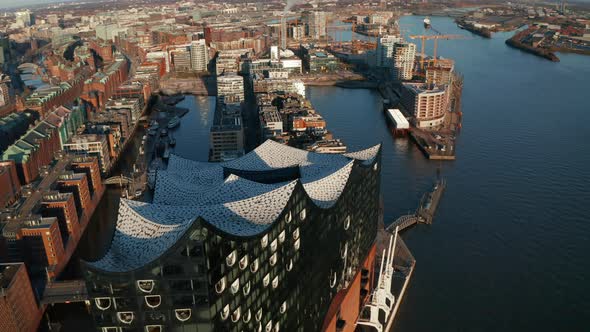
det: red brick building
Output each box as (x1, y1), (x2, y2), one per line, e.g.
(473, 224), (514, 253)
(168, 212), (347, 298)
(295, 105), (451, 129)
(81, 58), (130, 112)
(40, 192), (80, 245)
(23, 72), (90, 118)
(87, 40), (114, 63)
(18, 217), (65, 270)
(70, 157), (103, 197)
(322, 244), (377, 332)
(204, 27), (262, 44)
(0, 161), (21, 208)
(56, 172), (91, 218)
(1, 120), (61, 185)
(0, 263), (41, 332)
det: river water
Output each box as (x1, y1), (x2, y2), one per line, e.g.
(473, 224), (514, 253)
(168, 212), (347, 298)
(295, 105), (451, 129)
(79, 15), (590, 331)
(317, 15), (590, 331)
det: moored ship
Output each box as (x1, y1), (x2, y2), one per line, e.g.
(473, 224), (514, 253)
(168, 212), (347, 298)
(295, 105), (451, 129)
(167, 116), (180, 129)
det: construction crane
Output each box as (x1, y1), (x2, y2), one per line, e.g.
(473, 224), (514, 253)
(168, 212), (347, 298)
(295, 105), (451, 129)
(409, 34), (466, 72)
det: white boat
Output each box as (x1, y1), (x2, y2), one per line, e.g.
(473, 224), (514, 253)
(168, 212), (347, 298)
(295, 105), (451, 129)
(424, 17), (431, 28)
(167, 116), (180, 129)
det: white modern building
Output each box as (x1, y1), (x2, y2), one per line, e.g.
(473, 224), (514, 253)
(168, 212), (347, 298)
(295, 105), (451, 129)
(270, 46), (280, 61)
(393, 42), (416, 81)
(190, 40), (209, 72)
(290, 25), (305, 40)
(400, 83), (450, 128)
(15, 10), (32, 27)
(305, 11), (327, 40)
(217, 74), (244, 103)
(63, 134), (111, 172)
(376, 35), (403, 68)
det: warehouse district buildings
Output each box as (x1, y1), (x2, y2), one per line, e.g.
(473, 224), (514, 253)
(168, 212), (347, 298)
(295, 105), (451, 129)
(83, 140), (382, 332)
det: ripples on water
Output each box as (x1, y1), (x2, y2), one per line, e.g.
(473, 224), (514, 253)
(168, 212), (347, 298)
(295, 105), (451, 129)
(308, 15), (590, 331)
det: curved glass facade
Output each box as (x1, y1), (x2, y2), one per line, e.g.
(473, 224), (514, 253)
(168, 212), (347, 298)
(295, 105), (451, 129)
(83, 142), (381, 332)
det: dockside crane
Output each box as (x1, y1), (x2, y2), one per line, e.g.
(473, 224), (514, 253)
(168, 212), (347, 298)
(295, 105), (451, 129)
(409, 34), (466, 72)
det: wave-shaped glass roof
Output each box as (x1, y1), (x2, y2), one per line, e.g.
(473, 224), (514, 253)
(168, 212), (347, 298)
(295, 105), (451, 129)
(85, 140), (380, 273)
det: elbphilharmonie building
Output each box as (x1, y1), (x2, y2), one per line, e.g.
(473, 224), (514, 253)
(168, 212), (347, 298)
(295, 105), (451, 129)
(83, 140), (382, 332)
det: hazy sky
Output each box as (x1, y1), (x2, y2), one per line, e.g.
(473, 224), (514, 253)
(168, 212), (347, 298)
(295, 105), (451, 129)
(1, 0), (589, 11)
(0, 0), (76, 10)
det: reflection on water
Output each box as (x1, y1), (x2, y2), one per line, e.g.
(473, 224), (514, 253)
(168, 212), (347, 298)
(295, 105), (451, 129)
(308, 15), (590, 332)
(79, 95), (216, 262)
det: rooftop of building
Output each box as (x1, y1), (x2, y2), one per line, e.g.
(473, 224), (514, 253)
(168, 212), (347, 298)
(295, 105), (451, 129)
(212, 102), (242, 131)
(21, 217), (57, 229)
(58, 171), (85, 182)
(0, 263), (23, 290)
(42, 191), (73, 203)
(85, 140), (381, 273)
(64, 134), (105, 145)
(261, 110), (282, 123)
(403, 82), (448, 94)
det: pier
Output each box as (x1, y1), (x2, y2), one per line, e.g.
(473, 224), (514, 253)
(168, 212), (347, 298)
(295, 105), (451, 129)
(360, 178), (445, 331)
(387, 178), (446, 232)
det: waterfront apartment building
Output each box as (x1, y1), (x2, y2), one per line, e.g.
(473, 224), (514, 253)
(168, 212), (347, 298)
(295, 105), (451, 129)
(304, 11), (327, 40)
(209, 102), (244, 162)
(393, 42), (417, 81)
(217, 74), (244, 103)
(82, 140), (382, 332)
(0, 263), (41, 332)
(253, 78), (305, 96)
(190, 40), (209, 72)
(376, 35), (403, 68)
(401, 83), (450, 128)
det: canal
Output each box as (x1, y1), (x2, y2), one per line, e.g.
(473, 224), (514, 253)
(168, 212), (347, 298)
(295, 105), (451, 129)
(77, 95), (216, 261)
